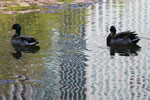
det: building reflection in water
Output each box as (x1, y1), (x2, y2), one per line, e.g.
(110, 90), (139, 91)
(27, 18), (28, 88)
(2, 0), (150, 99)
(47, 4), (89, 100)
(51, 30), (87, 99)
(85, 0), (150, 100)
(57, 22), (88, 100)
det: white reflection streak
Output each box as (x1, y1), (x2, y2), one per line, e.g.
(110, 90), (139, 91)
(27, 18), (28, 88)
(144, 0), (148, 34)
(122, 1), (126, 31)
(85, 5), (93, 100)
(135, 0), (138, 32)
(109, 0), (113, 27)
(145, 1), (150, 100)
(8, 84), (14, 100)
(125, 1), (129, 30)
(140, 0), (144, 33)
(95, 4), (100, 99)
(138, 0), (142, 33)
(128, 0), (132, 30)
(137, 0), (141, 32)
(146, 0), (150, 37)
(148, 1), (150, 29)
(25, 85), (32, 100)
(85, 6), (92, 39)
(102, 0), (106, 36)
(116, 0), (119, 30)
(95, 3), (99, 36)
(16, 82), (23, 100)
(122, 57), (128, 100)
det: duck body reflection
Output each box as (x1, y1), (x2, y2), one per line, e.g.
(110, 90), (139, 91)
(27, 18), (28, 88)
(11, 43), (40, 59)
(110, 44), (141, 56)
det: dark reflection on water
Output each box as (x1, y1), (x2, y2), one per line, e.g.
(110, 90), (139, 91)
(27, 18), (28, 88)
(110, 44), (141, 56)
(59, 52), (87, 100)
(44, 2), (93, 10)
(11, 45), (40, 59)
(56, 32), (87, 100)
(0, 80), (15, 84)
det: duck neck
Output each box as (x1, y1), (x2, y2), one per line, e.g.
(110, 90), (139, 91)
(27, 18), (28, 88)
(15, 30), (20, 36)
(110, 32), (116, 36)
(12, 30), (20, 40)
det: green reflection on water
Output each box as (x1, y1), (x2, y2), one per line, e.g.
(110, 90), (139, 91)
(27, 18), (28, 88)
(5, 5), (39, 11)
(0, 3), (87, 98)
(58, 0), (73, 4)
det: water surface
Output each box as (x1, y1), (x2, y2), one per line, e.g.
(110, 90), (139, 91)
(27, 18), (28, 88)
(0, 0), (150, 100)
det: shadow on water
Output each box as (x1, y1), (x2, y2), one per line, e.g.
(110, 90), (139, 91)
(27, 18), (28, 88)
(11, 45), (40, 59)
(109, 44), (141, 56)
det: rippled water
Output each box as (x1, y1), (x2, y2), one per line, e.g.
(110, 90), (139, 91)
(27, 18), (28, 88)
(0, 0), (150, 100)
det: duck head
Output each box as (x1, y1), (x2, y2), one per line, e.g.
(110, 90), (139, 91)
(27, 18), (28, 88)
(110, 26), (116, 36)
(12, 24), (21, 35)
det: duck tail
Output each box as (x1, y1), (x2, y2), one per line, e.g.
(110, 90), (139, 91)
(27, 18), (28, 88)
(132, 38), (140, 44)
(128, 33), (140, 44)
(28, 41), (39, 45)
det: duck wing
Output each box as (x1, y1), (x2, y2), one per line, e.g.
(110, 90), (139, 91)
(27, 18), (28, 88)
(113, 31), (136, 39)
(113, 31), (140, 44)
(14, 35), (39, 45)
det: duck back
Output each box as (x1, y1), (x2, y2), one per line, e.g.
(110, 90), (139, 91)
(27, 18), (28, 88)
(107, 26), (140, 47)
(111, 38), (132, 46)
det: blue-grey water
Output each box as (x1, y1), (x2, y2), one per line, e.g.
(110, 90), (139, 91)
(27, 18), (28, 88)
(0, 0), (150, 100)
